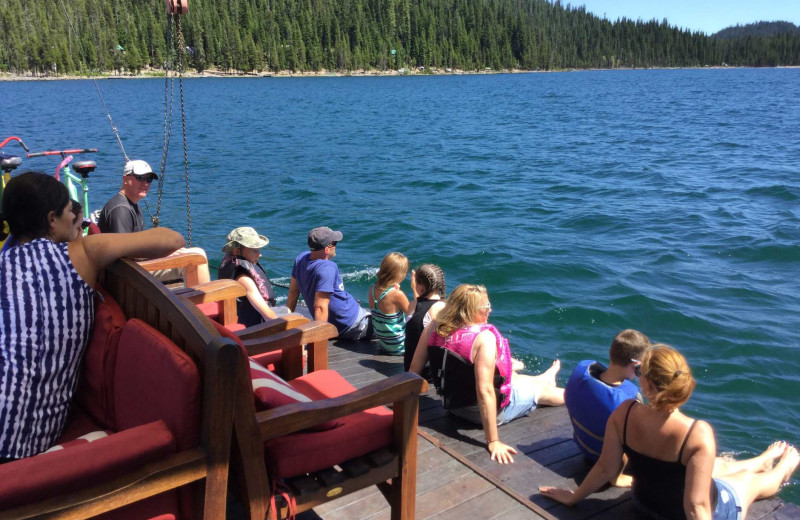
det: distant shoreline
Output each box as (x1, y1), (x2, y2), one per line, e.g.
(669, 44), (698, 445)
(1, 65), (798, 81)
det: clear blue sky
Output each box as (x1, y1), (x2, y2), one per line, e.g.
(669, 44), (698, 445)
(574, 0), (800, 35)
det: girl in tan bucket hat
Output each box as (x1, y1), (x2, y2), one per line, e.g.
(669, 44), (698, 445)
(219, 226), (289, 326)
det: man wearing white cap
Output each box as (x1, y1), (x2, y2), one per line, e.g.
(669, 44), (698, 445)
(98, 159), (156, 233)
(98, 160), (210, 284)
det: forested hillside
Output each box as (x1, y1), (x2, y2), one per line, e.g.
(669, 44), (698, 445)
(1, 0), (798, 75)
(713, 21), (799, 40)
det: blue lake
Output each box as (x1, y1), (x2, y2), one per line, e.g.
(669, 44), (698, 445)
(3, 68), (799, 501)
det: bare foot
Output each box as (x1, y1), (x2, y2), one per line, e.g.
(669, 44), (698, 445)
(542, 359), (561, 386)
(776, 445), (800, 485)
(757, 441), (789, 472)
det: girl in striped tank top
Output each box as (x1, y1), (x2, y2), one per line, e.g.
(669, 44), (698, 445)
(0, 172), (185, 460)
(369, 252), (416, 355)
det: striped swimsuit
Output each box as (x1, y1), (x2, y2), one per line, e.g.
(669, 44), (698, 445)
(371, 286), (406, 354)
(0, 239), (96, 459)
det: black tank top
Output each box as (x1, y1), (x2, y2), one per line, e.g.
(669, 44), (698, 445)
(622, 401), (716, 520)
(403, 298), (440, 371)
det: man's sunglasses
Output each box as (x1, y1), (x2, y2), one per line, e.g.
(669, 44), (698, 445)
(128, 174), (155, 184)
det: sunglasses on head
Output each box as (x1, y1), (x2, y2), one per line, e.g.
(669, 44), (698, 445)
(632, 359), (642, 378)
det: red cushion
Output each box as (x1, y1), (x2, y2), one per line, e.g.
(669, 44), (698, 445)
(209, 319), (281, 373)
(43, 429), (112, 453)
(76, 287), (127, 430)
(0, 420), (177, 510)
(87, 222), (102, 235)
(114, 319), (200, 452)
(249, 360), (340, 431)
(59, 404), (105, 443)
(263, 370), (393, 478)
(196, 301), (220, 321)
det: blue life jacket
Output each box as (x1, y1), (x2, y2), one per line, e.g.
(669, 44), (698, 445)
(564, 360), (639, 462)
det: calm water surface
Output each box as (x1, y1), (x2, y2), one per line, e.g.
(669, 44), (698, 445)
(3, 69), (799, 501)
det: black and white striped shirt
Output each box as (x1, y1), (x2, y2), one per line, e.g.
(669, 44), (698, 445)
(0, 239), (95, 459)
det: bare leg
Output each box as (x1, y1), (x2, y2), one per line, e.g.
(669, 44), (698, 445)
(513, 360), (565, 407)
(713, 441), (787, 477)
(722, 444), (800, 519)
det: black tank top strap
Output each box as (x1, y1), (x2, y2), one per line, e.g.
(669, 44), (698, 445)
(677, 420), (698, 463)
(622, 400), (637, 446)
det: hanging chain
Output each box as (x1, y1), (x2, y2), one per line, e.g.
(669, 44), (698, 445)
(176, 12), (192, 246)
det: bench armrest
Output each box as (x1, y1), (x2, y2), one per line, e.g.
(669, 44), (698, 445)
(243, 321), (337, 380)
(138, 252), (208, 287)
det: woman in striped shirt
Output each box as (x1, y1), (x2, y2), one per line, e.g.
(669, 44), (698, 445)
(0, 171), (184, 461)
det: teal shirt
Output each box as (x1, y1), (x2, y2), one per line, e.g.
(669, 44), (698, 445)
(371, 286), (406, 353)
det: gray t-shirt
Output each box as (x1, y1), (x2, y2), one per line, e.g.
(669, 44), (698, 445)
(98, 192), (143, 233)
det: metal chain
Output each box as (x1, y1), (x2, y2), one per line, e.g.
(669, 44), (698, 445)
(176, 12), (192, 246)
(153, 15), (177, 228)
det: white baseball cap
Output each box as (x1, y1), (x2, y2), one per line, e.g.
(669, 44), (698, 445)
(123, 159), (158, 179)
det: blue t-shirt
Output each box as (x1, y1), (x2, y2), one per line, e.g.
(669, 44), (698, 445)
(564, 360), (640, 461)
(291, 251), (360, 333)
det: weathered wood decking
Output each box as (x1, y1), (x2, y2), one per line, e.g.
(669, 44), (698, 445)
(293, 339), (800, 520)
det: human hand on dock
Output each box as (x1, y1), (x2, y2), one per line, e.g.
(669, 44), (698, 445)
(538, 486), (577, 505)
(488, 440), (517, 464)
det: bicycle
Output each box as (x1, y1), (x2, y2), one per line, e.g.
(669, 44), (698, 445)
(26, 147), (98, 221)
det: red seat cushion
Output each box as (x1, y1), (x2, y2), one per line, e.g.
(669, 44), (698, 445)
(75, 287), (127, 430)
(114, 319), (200, 452)
(209, 319), (282, 373)
(263, 370), (393, 479)
(249, 360), (340, 431)
(195, 301), (220, 321)
(0, 420), (177, 511)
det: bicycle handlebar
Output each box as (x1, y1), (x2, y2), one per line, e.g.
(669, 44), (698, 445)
(0, 136), (30, 152)
(27, 148), (98, 158)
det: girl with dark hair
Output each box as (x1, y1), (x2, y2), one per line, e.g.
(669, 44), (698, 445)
(0, 171), (185, 460)
(403, 263), (446, 371)
(540, 344), (799, 519)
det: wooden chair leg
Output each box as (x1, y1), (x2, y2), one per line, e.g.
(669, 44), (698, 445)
(390, 395), (420, 520)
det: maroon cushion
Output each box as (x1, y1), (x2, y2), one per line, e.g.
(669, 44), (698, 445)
(0, 421), (177, 511)
(263, 370), (393, 478)
(249, 360), (340, 431)
(76, 287), (127, 430)
(58, 404), (105, 443)
(209, 319), (282, 373)
(114, 319), (200, 452)
(195, 301), (220, 321)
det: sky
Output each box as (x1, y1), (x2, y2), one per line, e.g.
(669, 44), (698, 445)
(573, 0), (800, 35)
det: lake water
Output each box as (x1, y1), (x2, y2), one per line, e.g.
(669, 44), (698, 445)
(3, 68), (799, 502)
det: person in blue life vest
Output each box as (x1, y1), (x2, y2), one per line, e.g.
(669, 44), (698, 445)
(218, 226), (290, 326)
(286, 227), (375, 341)
(564, 329), (650, 485)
